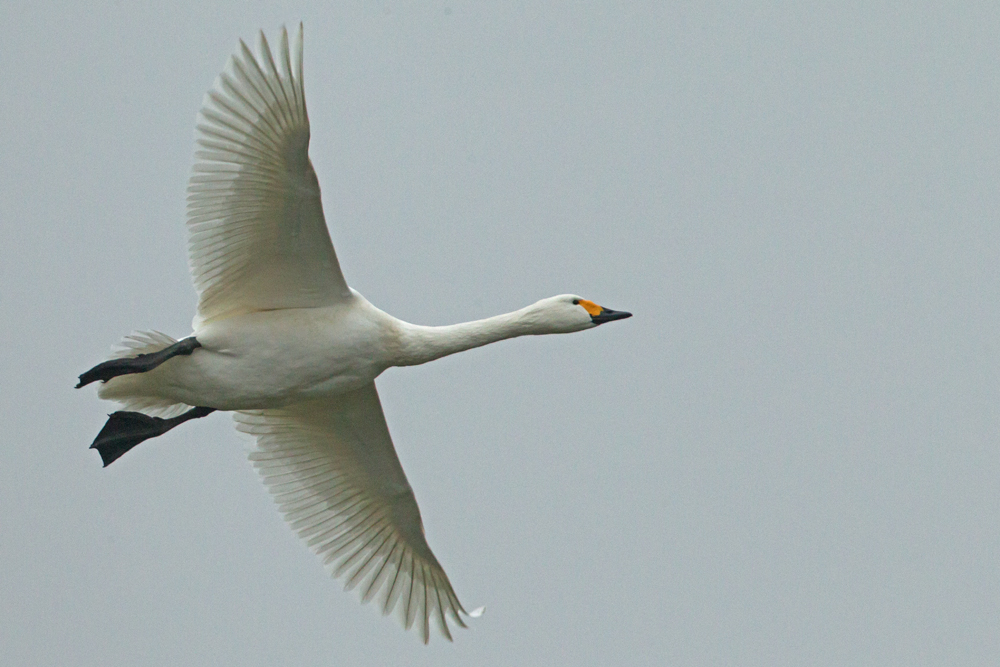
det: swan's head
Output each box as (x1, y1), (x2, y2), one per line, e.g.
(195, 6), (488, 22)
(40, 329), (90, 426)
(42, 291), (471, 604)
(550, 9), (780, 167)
(524, 295), (632, 334)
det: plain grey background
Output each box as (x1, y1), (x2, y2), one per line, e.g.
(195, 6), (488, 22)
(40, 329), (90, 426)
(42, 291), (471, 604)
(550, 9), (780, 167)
(2, 2), (999, 665)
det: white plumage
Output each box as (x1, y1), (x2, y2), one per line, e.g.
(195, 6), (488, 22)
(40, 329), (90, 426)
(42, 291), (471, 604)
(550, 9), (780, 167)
(85, 25), (629, 643)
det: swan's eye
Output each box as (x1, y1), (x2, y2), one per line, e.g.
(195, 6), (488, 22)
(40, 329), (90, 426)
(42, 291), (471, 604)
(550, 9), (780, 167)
(572, 299), (580, 305)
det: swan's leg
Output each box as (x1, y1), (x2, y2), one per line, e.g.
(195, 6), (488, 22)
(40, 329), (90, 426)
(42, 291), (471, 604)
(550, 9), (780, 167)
(90, 406), (216, 467)
(76, 337), (202, 388)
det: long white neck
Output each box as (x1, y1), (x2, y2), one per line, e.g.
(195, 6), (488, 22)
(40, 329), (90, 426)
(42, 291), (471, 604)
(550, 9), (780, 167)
(393, 308), (538, 367)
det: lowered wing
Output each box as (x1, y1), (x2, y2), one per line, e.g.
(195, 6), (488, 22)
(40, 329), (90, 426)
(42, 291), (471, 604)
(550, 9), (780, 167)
(235, 384), (473, 642)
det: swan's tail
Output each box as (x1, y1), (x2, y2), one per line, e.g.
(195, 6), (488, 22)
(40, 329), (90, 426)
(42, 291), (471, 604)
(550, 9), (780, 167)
(88, 331), (195, 418)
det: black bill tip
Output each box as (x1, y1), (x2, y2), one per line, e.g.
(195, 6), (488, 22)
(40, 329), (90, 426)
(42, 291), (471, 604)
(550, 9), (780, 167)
(591, 308), (632, 325)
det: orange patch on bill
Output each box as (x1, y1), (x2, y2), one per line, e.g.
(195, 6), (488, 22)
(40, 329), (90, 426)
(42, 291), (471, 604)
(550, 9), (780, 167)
(577, 299), (603, 317)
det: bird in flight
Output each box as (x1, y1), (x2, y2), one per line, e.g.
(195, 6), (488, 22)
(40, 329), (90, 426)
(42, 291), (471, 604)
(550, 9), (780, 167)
(77, 25), (631, 643)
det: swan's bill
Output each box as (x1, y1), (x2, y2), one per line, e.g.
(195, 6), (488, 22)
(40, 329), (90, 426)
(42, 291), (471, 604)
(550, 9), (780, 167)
(576, 299), (633, 325)
(590, 307), (632, 325)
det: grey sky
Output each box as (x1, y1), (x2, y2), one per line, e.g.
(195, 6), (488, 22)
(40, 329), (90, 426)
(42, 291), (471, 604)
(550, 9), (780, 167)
(2, 2), (999, 665)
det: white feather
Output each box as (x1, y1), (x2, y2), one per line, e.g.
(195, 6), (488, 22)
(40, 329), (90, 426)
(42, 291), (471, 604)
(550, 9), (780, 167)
(236, 385), (470, 643)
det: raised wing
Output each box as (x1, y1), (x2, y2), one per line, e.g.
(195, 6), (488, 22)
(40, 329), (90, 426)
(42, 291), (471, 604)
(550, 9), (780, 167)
(187, 25), (350, 329)
(235, 384), (472, 642)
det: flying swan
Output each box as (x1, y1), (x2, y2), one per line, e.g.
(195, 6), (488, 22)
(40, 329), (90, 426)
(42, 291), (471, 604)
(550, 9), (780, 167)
(77, 25), (631, 643)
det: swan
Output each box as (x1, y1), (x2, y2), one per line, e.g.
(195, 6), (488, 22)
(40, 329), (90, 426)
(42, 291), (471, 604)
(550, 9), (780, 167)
(77, 25), (631, 643)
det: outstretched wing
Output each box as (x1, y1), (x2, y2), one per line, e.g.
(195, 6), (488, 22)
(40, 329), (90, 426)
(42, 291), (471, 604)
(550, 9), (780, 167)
(234, 384), (473, 643)
(187, 25), (350, 329)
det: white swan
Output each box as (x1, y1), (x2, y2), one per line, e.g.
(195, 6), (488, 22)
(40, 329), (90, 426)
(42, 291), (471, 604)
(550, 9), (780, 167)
(78, 25), (631, 643)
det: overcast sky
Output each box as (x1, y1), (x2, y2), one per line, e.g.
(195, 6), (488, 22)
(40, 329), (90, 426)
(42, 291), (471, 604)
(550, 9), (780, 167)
(3, 2), (1000, 665)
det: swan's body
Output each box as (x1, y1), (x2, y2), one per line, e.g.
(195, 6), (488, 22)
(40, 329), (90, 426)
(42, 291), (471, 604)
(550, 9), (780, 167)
(106, 296), (391, 410)
(100, 292), (604, 411)
(80, 26), (630, 643)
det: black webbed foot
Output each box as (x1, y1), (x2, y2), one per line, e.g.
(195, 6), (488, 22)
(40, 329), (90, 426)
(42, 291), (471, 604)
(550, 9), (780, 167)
(90, 406), (216, 466)
(76, 337), (202, 388)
